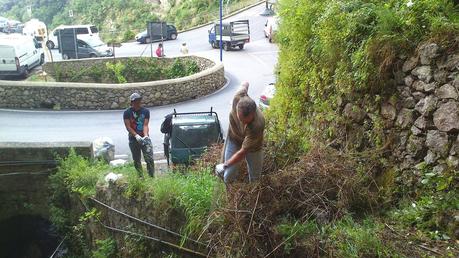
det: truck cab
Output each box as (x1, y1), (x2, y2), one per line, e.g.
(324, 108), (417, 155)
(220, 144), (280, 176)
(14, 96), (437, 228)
(208, 20), (250, 51)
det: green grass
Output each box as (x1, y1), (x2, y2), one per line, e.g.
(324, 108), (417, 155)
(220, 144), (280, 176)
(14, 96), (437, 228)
(276, 219), (319, 254)
(50, 150), (225, 253)
(328, 216), (401, 258)
(275, 216), (404, 257)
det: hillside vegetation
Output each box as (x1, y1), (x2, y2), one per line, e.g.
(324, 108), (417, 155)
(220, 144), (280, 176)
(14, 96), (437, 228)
(0, 0), (258, 40)
(44, 0), (459, 257)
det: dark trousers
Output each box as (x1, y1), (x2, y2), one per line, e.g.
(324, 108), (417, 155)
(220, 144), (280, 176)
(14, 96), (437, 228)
(129, 138), (155, 177)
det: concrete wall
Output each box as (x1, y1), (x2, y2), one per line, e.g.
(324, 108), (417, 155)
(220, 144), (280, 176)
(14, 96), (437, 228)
(0, 56), (225, 110)
(0, 142), (93, 222)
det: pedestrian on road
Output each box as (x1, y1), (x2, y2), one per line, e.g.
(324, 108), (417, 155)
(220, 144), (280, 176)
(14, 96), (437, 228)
(123, 93), (155, 177)
(156, 43), (164, 57)
(216, 81), (265, 183)
(180, 42), (189, 55)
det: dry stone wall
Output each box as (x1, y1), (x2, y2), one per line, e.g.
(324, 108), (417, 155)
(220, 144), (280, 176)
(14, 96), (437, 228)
(392, 43), (459, 174)
(342, 42), (459, 176)
(0, 56), (224, 110)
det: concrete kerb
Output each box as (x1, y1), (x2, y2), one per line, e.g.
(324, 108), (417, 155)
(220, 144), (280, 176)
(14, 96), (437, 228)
(177, 1), (265, 34)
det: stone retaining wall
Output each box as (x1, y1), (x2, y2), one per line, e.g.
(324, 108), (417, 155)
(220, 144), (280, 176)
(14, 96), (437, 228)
(391, 43), (459, 174)
(339, 42), (459, 178)
(0, 56), (224, 110)
(0, 142), (93, 221)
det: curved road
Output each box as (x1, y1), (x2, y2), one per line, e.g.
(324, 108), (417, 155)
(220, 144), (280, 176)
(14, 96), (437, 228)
(0, 3), (278, 156)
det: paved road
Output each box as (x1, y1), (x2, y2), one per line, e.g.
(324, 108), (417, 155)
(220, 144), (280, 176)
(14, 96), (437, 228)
(0, 3), (278, 157)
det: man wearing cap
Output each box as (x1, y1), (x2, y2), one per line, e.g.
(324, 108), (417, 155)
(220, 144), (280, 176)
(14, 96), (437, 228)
(216, 81), (265, 183)
(123, 93), (155, 177)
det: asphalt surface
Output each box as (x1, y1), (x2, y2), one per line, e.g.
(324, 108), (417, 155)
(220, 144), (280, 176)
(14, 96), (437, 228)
(0, 3), (278, 156)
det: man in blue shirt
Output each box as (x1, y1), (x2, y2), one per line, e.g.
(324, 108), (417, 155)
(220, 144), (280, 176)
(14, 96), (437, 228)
(123, 93), (155, 177)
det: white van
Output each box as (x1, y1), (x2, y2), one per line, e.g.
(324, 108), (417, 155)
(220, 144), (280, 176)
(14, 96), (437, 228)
(23, 19), (48, 43)
(0, 35), (44, 77)
(46, 24), (99, 49)
(0, 17), (8, 32)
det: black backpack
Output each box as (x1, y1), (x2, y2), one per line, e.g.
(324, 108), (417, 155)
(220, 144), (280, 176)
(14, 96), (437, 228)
(160, 114), (173, 134)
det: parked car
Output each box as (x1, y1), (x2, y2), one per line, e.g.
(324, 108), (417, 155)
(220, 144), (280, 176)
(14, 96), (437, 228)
(47, 24), (99, 49)
(209, 20), (250, 51)
(259, 83), (276, 110)
(161, 108), (224, 165)
(135, 25), (178, 44)
(62, 38), (113, 59)
(4, 20), (23, 34)
(264, 16), (278, 43)
(0, 35), (44, 78)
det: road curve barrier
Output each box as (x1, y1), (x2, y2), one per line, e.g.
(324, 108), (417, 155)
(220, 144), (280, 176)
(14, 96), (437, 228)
(0, 56), (225, 110)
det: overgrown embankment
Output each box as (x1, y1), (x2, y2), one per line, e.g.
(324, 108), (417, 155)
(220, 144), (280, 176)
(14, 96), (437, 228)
(264, 0), (459, 256)
(49, 150), (225, 257)
(48, 0), (459, 257)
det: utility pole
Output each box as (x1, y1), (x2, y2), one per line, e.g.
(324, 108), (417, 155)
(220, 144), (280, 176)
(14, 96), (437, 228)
(219, 0), (223, 62)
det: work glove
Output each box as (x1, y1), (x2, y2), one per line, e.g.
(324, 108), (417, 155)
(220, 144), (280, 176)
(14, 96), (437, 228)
(143, 136), (150, 141)
(215, 163), (226, 178)
(135, 134), (143, 143)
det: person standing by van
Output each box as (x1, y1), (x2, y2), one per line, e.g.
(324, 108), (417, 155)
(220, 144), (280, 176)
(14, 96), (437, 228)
(123, 93), (155, 177)
(180, 42), (189, 55)
(156, 43), (164, 57)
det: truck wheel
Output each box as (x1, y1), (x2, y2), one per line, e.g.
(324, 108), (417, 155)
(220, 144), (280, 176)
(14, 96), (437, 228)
(223, 43), (230, 51)
(212, 42), (218, 49)
(46, 40), (54, 49)
(89, 53), (97, 58)
(238, 44), (244, 50)
(146, 37), (152, 44)
(40, 54), (45, 65)
(62, 53), (70, 60)
(169, 33), (177, 40)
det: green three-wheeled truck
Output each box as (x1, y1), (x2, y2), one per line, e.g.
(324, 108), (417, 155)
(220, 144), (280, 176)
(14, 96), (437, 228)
(161, 108), (224, 165)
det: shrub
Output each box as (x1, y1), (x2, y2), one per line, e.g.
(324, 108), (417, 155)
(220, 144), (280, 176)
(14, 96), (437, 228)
(92, 238), (116, 258)
(122, 29), (136, 42)
(165, 59), (200, 78)
(53, 57), (201, 83)
(391, 164), (458, 240)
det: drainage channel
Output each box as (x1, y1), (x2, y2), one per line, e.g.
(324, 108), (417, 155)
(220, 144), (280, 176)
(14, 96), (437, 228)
(0, 215), (62, 258)
(0, 160), (64, 258)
